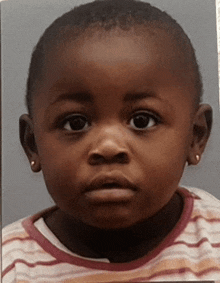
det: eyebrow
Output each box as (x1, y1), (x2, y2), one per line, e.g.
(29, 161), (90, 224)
(51, 92), (94, 105)
(123, 91), (157, 102)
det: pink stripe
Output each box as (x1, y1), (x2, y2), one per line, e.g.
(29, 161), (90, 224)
(2, 258), (62, 278)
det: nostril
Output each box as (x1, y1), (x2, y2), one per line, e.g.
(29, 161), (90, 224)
(89, 153), (105, 165)
(88, 151), (129, 165)
(114, 152), (129, 164)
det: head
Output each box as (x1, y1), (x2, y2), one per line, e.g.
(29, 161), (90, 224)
(20, 0), (212, 229)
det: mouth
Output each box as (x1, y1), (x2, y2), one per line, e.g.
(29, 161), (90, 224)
(84, 174), (138, 203)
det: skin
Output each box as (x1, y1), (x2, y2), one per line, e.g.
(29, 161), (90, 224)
(20, 27), (212, 260)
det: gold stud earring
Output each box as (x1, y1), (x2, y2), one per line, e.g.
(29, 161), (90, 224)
(31, 161), (35, 167)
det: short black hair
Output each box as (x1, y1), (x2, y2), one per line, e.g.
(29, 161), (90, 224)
(26, 0), (202, 115)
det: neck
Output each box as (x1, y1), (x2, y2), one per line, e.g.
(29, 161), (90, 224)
(44, 191), (183, 263)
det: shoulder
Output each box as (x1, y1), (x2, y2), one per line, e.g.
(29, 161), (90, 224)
(179, 187), (220, 242)
(187, 187), (220, 204)
(3, 217), (28, 239)
(2, 217), (33, 281)
(2, 207), (58, 252)
(182, 187), (220, 220)
(2, 217), (31, 257)
(156, 187), (220, 279)
(185, 187), (220, 212)
(2, 209), (57, 282)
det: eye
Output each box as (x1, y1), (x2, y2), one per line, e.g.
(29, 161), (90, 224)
(63, 114), (90, 132)
(129, 112), (159, 130)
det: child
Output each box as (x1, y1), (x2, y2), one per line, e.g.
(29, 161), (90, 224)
(2, 0), (220, 281)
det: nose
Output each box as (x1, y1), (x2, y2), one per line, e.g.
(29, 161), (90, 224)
(88, 126), (130, 165)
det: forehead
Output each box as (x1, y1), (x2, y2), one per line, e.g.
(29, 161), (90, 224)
(49, 25), (188, 65)
(33, 26), (196, 110)
(49, 27), (191, 74)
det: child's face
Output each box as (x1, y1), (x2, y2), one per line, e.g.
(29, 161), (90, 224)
(28, 28), (202, 229)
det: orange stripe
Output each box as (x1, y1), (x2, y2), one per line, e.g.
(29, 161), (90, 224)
(191, 209), (220, 221)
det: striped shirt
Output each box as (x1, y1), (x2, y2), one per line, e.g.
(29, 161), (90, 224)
(2, 187), (220, 282)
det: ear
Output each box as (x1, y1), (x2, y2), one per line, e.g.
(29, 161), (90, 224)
(19, 114), (41, 172)
(187, 104), (212, 165)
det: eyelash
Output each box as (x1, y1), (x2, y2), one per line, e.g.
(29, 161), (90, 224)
(59, 110), (161, 133)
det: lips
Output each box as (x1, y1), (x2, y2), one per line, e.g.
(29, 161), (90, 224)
(84, 173), (138, 203)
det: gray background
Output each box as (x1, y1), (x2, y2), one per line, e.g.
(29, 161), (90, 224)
(2, 0), (220, 227)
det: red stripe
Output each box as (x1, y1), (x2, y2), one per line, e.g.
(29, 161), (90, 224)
(173, 237), (220, 248)
(133, 266), (220, 281)
(190, 215), (220, 222)
(2, 258), (62, 278)
(2, 236), (32, 246)
(2, 262), (15, 278)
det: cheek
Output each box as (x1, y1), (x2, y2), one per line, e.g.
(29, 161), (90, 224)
(37, 133), (84, 170)
(130, 138), (186, 216)
(36, 139), (84, 201)
(132, 128), (190, 189)
(137, 128), (189, 161)
(41, 157), (78, 196)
